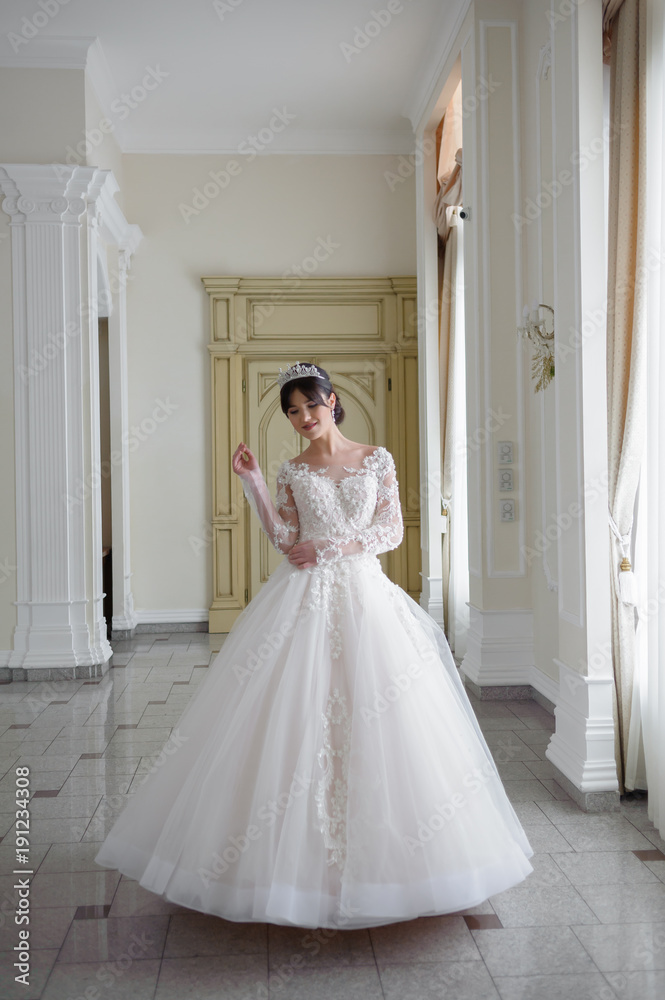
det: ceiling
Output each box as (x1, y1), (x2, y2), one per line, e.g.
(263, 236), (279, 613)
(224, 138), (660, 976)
(0, 0), (468, 153)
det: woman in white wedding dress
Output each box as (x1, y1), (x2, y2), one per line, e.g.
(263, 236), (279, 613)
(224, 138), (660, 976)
(95, 362), (533, 929)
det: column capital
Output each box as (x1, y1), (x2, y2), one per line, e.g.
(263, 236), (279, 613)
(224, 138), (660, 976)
(0, 164), (105, 224)
(0, 163), (143, 253)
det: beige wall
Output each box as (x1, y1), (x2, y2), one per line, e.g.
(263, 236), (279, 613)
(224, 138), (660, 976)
(121, 153), (416, 618)
(0, 68), (86, 163)
(0, 59), (416, 641)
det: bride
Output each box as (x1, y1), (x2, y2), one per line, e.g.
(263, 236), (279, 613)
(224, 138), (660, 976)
(95, 361), (533, 929)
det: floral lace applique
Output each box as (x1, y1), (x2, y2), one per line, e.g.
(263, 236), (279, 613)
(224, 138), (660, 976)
(284, 448), (403, 566)
(242, 447), (403, 660)
(315, 687), (351, 870)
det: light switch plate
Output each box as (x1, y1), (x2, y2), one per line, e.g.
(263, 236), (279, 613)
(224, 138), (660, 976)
(499, 499), (516, 521)
(497, 441), (513, 464)
(498, 468), (514, 491)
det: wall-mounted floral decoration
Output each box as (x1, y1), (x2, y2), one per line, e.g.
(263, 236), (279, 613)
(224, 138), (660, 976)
(518, 303), (555, 392)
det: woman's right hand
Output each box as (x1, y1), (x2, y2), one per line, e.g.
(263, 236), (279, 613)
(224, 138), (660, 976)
(232, 442), (258, 476)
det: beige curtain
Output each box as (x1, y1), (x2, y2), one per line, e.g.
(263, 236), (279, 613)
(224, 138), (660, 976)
(603, 0), (627, 59)
(606, 0), (647, 791)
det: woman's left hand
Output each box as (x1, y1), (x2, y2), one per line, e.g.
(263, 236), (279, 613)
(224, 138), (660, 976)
(287, 540), (318, 569)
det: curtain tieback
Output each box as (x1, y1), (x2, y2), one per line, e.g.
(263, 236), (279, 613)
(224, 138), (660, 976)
(608, 510), (637, 606)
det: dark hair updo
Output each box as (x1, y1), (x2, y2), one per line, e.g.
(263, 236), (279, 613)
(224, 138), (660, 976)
(279, 364), (345, 425)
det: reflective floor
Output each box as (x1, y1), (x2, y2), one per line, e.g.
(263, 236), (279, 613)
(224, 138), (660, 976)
(0, 631), (664, 999)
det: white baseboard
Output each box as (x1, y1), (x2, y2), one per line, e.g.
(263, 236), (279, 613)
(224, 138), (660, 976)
(530, 664), (559, 706)
(133, 609), (209, 624)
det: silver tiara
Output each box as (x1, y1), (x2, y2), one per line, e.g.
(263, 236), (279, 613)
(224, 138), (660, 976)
(276, 362), (326, 389)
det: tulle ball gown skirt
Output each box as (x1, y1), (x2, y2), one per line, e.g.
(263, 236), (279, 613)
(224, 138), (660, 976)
(95, 553), (533, 929)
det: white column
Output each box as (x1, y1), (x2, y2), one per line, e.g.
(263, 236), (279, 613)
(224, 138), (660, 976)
(82, 176), (109, 662)
(0, 164), (118, 678)
(107, 247), (138, 635)
(415, 130), (445, 625)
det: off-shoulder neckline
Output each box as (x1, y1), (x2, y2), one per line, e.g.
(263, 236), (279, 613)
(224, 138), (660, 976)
(283, 445), (387, 474)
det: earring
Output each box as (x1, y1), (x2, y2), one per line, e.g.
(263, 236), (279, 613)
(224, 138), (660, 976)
(331, 406), (336, 424)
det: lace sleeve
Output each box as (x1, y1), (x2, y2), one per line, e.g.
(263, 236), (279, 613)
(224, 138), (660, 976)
(240, 462), (299, 554)
(313, 448), (403, 565)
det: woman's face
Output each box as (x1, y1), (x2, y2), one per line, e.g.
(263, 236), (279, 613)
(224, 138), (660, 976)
(286, 387), (335, 438)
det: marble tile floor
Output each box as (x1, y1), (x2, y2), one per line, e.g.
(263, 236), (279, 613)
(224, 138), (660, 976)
(0, 631), (664, 999)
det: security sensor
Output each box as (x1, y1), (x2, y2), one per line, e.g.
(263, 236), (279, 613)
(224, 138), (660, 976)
(458, 207), (471, 221)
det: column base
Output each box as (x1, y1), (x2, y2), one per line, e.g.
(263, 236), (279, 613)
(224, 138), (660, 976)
(544, 657), (619, 804)
(460, 605), (536, 685)
(549, 769), (621, 812)
(420, 573), (444, 627)
(1, 659), (110, 683)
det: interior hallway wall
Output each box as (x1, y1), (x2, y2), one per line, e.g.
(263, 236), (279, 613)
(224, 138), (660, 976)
(120, 152), (416, 621)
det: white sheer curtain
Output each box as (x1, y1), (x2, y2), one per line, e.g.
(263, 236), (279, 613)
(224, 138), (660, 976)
(636, 0), (665, 836)
(444, 212), (469, 659)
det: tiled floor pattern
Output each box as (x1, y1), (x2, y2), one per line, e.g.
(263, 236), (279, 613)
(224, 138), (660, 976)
(0, 632), (664, 999)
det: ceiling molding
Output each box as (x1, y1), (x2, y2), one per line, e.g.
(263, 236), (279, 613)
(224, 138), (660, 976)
(0, 1), (463, 157)
(0, 34), (95, 68)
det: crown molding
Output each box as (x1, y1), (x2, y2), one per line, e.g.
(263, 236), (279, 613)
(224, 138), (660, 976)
(0, 34), (95, 69)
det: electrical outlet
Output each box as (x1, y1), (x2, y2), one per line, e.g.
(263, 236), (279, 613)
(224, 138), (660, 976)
(497, 441), (513, 464)
(499, 499), (516, 522)
(498, 468), (514, 491)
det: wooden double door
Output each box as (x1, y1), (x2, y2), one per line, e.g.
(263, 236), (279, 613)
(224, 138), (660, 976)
(203, 277), (421, 632)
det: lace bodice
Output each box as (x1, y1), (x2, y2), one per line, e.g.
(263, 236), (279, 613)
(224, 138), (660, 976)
(239, 446), (403, 565)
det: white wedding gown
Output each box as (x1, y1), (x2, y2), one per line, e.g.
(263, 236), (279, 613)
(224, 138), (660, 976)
(96, 446), (533, 928)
